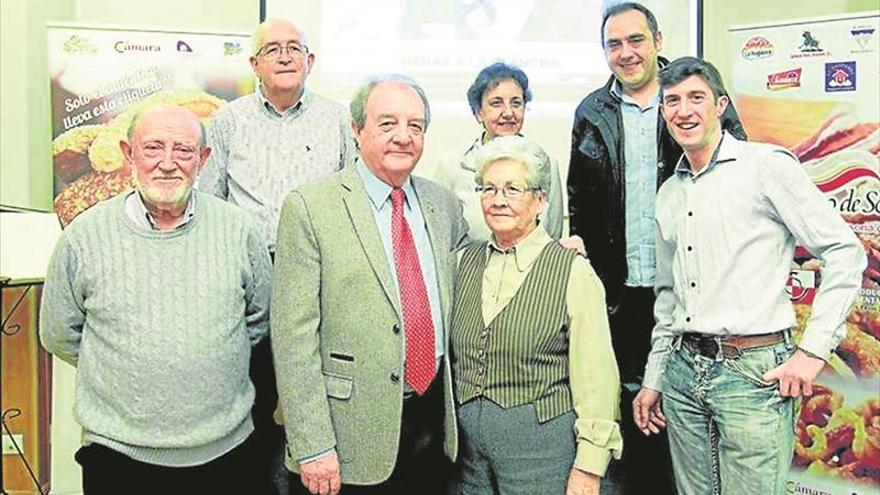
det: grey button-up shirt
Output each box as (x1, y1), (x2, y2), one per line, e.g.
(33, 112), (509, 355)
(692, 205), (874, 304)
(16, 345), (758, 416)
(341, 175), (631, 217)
(643, 133), (866, 391)
(200, 87), (357, 252)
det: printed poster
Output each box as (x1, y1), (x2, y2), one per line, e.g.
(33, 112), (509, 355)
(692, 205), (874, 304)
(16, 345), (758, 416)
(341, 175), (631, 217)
(47, 24), (254, 226)
(730, 11), (880, 495)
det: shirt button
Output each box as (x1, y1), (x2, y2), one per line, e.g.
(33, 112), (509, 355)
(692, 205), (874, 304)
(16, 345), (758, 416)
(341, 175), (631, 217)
(392, 324), (400, 334)
(390, 372), (400, 383)
(690, 282), (696, 288)
(688, 211), (694, 217)
(657, 161), (664, 169)
(685, 317), (692, 323)
(477, 367), (484, 375)
(687, 246), (693, 252)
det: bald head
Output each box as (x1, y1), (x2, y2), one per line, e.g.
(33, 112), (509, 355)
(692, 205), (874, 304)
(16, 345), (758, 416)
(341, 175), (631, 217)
(127, 104), (206, 147)
(253, 18), (309, 55)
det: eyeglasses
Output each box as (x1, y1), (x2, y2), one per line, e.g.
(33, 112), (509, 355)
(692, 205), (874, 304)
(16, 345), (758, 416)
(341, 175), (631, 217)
(141, 142), (199, 162)
(257, 42), (309, 60)
(476, 183), (541, 200)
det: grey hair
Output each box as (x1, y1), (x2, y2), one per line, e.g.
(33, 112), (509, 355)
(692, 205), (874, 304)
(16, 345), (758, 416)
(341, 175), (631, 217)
(350, 74), (431, 131)
(253, 18), (310, 55)
(473, 135), (551, 193)
(126, 105), (207, 147)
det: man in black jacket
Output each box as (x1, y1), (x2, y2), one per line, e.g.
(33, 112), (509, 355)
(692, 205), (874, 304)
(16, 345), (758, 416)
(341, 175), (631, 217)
(566, 3), (745, 494)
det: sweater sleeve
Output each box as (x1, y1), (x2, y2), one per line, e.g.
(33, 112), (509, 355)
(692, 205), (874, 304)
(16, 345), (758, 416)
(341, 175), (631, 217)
(39, 234), (85, 366)
(243, 219), (272, 346)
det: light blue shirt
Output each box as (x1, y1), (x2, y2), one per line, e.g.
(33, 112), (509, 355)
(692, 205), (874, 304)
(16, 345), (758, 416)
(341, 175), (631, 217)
(356, 160), (445, 363)
(613, 81), (659, 287)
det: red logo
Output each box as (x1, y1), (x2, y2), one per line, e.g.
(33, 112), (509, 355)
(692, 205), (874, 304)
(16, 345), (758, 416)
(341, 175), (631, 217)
(786, 270), (816, 303)
(742, 36), (774, 60)
(766, 68), (802, 90)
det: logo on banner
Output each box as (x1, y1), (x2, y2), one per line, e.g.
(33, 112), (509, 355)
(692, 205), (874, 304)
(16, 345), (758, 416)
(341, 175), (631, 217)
(176, 40), (193, 53)
(766, 68), (801, 91)
(850, 25), (876, 52)
(786, 270), (816, 304)
(824, 61), (856, 92)
(791, 30), (829, 58)
(223, 41), (242, 56)
(114, 41), (161, 54)
(62, 34), (98, 54)
(784, 480), (831, 495)
(741, 36), (773, 60)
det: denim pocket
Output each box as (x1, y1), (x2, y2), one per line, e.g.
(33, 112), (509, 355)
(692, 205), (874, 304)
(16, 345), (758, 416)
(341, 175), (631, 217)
(723, 343), (792, 389)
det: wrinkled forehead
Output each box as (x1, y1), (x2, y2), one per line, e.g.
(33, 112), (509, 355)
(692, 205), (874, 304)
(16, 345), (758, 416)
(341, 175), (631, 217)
(483, 158), (529, 180)
(134, 110), (202, 144)
(366, 81), (425, 118)
(261, 20), (306, 46)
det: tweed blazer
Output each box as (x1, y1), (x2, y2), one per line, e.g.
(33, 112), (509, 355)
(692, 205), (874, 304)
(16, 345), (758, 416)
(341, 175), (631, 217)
(271, 163), (468, 485)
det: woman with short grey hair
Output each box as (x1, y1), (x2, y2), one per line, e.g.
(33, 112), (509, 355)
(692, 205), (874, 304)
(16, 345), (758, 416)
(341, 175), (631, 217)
(449, 135), (621, 495)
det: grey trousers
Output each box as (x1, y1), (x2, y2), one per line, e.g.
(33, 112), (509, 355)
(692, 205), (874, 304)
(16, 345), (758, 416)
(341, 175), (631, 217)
(452, 399), (576, 495)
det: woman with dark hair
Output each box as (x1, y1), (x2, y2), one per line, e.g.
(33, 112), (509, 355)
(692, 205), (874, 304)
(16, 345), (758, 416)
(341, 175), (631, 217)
(417, 62), (563, 240)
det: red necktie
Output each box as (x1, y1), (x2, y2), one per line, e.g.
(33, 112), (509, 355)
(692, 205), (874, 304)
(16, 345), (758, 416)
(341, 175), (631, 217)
(390, 188), (436, 395)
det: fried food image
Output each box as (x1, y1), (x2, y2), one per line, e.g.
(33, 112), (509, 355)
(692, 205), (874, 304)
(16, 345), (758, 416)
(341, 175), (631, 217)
(53, 89), (225, 227)
(794, 384), (880, 485)
(838, 310), (880, 378)
(792, 304), (880, 378)
(861, 234), (880, 289)
(54, 167), (134, 227)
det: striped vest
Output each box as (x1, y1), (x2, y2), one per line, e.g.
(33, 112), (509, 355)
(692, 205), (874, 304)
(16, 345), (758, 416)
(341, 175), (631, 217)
(451, 241), (576, 423)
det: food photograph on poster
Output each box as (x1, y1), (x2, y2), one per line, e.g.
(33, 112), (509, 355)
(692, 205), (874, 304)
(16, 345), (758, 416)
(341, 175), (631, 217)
(47, 25), (254, 227)
(731, 10), (879, 493)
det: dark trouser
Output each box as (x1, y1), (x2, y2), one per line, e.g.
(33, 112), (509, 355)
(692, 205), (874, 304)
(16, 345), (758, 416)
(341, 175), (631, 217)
(290, 373), (451, 495)
(76, 435), (260, 495)
(602, 286), (677, 495)
(452, 400), (575, 495)
(250, 337), (288, 495)
(259, 251), (289, 494)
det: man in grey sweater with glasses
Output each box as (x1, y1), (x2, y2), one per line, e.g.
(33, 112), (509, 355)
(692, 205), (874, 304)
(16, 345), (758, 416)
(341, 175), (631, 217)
(41, 104), (272, 494)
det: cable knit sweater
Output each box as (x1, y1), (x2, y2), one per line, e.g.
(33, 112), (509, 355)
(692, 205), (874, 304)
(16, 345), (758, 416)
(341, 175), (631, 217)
(39, 191), (272, 466)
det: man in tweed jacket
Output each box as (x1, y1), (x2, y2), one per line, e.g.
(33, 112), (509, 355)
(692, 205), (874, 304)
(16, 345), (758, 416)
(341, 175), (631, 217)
(272, 74), (468, 495)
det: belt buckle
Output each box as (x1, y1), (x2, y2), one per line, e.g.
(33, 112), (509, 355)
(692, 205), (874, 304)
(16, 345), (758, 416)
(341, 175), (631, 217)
(720, 342), (743, 359)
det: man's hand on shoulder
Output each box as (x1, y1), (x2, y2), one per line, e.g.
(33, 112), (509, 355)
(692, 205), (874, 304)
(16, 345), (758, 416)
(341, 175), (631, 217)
(300, 450), (341, 495)
(762, 348), (826, 397)
(560, 234), (587, 257)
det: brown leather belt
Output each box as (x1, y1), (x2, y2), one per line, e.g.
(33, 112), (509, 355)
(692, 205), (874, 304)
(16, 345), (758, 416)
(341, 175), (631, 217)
(681, 331), (786, 359)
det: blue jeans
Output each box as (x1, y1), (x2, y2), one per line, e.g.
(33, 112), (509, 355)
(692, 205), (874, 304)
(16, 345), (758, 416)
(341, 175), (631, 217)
(662, 337), (796, 495)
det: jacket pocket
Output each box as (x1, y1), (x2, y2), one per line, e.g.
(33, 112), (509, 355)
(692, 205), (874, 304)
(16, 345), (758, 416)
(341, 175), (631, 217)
(322, 371), (353, 400)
